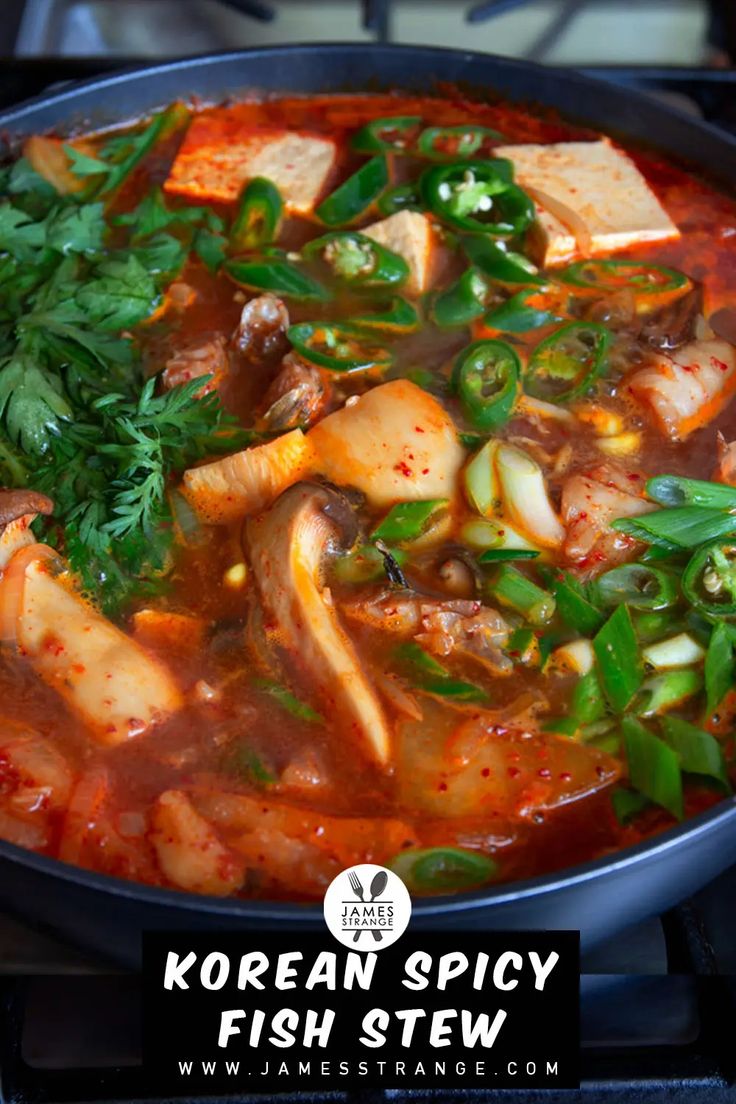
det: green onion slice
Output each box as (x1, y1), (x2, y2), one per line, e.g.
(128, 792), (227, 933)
(371, 499), (448, 544)
(593, 605), (643, 712)
(623, 716), (683, 820)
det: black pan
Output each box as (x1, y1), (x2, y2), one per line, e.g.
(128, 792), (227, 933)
(0, 45), (735, 967)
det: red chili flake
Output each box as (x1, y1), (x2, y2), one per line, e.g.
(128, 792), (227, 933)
(538, 768), (552, 779)
(559, 771), (572, 782)
(421, 467), (429, 475)
(71, 664), (85, 676)
(628, 473), (641, 481)
(414, 425), (425, 433)
(507, 766), (521, 779)
(596, 765), (607, 779)
(394, 460), (413, 477)
(481, 767), (490, 777)
(712, 357), (729, 372)
(438, 781), (448, 792)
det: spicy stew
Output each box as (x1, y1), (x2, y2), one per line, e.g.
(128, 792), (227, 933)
(0, 91), (734, 900)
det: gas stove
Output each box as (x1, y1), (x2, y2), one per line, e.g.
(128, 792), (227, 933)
(1, 865), (736, 1101)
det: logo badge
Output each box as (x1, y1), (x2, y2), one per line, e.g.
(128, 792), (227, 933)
(323, 863), (412, 951)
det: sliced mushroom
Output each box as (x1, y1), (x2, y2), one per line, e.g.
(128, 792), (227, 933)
(0, 490), (53, 528)
(245, 482), (391, 767)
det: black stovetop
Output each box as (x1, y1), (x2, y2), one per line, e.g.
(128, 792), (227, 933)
(1, 54), (736, 1104)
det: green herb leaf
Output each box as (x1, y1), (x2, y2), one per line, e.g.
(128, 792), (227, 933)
(0, 352), (72, 453)
(75, 255), (160, 330)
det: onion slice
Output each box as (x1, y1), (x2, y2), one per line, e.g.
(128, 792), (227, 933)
(496, 443), (565, 549)
(526, 184), (593, 256)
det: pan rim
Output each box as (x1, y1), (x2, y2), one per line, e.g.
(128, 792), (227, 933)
(0, 42), (735, 166)
(0, 798), (733, 920)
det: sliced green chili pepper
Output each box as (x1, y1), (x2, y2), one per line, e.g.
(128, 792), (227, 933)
(682, 539), (736, 616)
(372, 499), (448, 544)
(525, 321), (611, 404)
(304, 230), (409, 288)
(377, 182), (423, 217)
(623, 716), (683, 820)
(462, 236), (543, 285)
(558, 259), (689, 296)
(593, 605), (643, 712)
(484, 564), (556, 626)
(452, 339), (520, 430)
(417, 125), (503, 161)
(351, 116), (423, 154)
(350, 297), (420, 333)
(484, 289), (563, 334)
(224, 257), (329, 301)
(593, 563), (679, 611)
(287, 321), (392, 373)
(432, 268), (488, 329)
(390, 847), (498, 892)
(316, 156), (389, 226)
(421, 160), (533, 237)
(231, 177), (283, 251)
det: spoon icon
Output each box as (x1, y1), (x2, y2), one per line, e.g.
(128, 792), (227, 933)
(369, 870), (388, 943)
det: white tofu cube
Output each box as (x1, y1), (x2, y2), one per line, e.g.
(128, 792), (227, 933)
(495, 139), (679, 267)
(362, 210), (438, 297)
(165, 118), (337, 214)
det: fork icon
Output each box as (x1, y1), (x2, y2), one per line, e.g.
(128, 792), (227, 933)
(348, 870), (383, 944)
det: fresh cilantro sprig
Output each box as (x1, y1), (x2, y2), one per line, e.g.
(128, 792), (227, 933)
(31, 377), (248, 615)
(0, 107), (244, 616)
